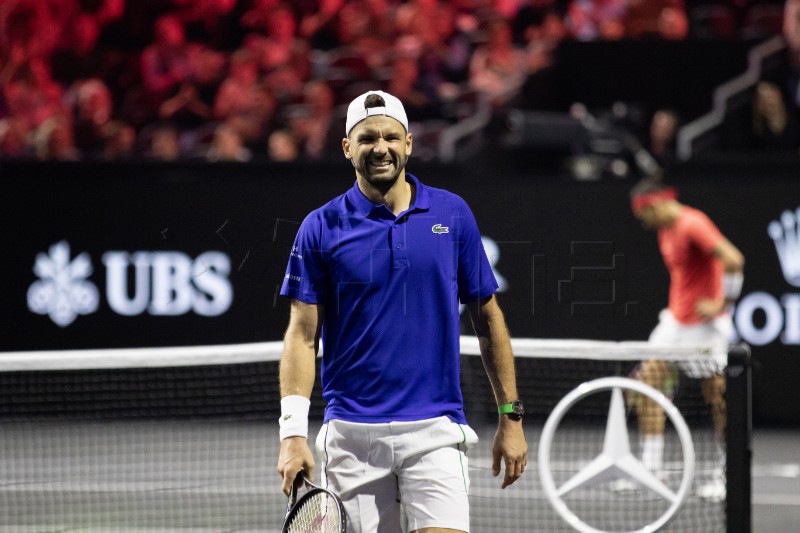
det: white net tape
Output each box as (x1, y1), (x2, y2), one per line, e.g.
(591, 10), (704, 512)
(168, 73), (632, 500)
(0, 337), (727, 371)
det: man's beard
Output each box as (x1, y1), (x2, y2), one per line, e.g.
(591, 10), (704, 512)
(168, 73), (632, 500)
(353, 152), (409, 192)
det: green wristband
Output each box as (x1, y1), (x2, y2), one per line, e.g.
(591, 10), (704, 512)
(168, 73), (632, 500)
(497, 403), (515, 415)
(497, 400), (524, 420)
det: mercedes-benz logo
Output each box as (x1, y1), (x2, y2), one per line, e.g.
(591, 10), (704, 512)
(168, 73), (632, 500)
(538, 377), (695, 533)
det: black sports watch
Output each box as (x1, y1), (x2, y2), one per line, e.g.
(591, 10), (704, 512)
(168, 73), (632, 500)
(498, 400), (524, 421)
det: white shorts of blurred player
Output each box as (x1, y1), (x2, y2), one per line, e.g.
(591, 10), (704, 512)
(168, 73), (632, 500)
(649, 309), (733, 379)
(315, 416), (479, 533)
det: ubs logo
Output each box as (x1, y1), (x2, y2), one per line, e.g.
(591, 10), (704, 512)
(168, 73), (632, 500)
(28, 241), (233, 327)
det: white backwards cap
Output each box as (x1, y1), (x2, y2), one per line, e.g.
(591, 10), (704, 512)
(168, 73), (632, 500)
(345, 90), (408, 135)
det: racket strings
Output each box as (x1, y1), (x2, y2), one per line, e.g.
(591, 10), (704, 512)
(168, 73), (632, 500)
(287, 492), (343, 533)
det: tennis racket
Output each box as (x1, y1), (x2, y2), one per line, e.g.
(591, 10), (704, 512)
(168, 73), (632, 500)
(282, 473), (346, 533)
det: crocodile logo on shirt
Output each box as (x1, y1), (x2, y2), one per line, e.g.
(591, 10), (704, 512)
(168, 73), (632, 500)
(431, 224), (449, 234)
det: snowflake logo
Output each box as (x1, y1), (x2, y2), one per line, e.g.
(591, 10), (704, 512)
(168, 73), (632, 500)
(27, 241), (99, 327)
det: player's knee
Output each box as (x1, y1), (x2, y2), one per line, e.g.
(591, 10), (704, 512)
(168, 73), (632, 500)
(640, 360), (669, 384)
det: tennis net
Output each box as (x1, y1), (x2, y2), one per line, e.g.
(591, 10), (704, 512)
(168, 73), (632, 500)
(0, 338), (750, 532)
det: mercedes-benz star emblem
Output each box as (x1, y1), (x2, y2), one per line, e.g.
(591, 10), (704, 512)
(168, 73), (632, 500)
(538, 377), (695, 533)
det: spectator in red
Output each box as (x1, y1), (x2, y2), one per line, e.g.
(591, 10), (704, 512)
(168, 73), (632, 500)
(140, 14), (193, 103)
(51, 12), (102, 85)
(93, 0), (126, 27)
(242, 6), (311, 106)
(245, 5), (309, 77)
(298, 0), (345, 51)
(284, 79), (337, 160)
(214, 49), (260, 119)
(171, 0), (239, 50)
(240, 0), (282, 32)
(157, 44), (225, 137)
(385, 52), (439, 122)
(395, 0), (454, 50)
(469, 17), (528, 106)
(405, 2), (472, 102)
(214, 49), (276, 147)
(263, 63), (307, 107)
(0, 0), (65, 62)
(3, 56), (65, 134)
(50, 0), (126, 86)
(334, 0), (395, 70)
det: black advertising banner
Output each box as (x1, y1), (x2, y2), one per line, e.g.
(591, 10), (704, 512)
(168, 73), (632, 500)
(2, 159), (799, 423)
(2, 161), (347, 349)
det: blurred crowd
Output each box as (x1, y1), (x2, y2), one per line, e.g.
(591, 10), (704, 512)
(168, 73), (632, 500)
(0, 0), (789, 163)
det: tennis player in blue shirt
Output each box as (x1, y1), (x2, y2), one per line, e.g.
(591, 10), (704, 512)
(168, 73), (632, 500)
(277, 90), (527, 533)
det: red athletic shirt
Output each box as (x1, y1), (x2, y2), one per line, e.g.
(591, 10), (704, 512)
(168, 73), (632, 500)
(657, 206), (724, 324)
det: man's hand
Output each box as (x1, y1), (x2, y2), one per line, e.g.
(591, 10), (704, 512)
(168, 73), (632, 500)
(492, 418), (528, 489)
(696, 297), (725, 320)
(277, 436), (315, 495)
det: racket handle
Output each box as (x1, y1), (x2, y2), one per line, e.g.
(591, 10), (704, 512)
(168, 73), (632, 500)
(285, 472), (303, 514)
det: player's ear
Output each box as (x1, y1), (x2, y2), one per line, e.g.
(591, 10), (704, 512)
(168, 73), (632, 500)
(405, 131), (412, 156)
(342, 137), (351, 159)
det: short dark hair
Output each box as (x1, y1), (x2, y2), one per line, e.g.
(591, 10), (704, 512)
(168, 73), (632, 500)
(364, 93), (386, 109)
(630, 177), (667, 199)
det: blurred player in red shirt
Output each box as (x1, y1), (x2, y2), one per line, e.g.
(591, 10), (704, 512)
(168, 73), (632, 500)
(629, 177), (745, 500)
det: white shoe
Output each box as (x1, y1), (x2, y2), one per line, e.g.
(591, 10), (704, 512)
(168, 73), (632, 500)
(608, 477), (640, 492)
(608, 470), (666, 493)
(697, 469), (726, 501)
(697, 478), (725, 500)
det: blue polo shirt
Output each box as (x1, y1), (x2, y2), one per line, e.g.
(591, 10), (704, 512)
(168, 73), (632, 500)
(280, 174), (498, 424)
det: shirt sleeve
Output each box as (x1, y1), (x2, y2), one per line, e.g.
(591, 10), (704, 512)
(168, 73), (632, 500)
(455, 198), (499, 303)
(279, 212), (329, 304)
(685, 210), (724, 255)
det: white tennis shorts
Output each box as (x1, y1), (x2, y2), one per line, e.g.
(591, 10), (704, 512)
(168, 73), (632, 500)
(314, 416), (479, 533)
(648, 309), (733, 378)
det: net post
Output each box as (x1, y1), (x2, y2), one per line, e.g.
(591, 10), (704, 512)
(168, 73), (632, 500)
(725, 343), (752, 533)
